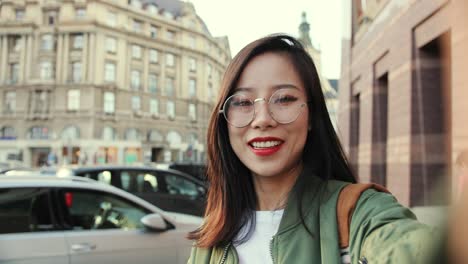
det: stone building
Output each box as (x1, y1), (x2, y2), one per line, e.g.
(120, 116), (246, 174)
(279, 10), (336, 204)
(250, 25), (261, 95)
(0, 0), (231, 167)
(297, 12), (339, 130)
(339, 0), (468, 206)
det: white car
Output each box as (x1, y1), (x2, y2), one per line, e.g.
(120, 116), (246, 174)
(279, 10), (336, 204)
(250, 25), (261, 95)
(0, 175), (202, 264)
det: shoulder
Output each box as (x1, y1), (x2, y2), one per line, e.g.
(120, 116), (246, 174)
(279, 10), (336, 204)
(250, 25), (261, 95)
(188, 246), (213, 264)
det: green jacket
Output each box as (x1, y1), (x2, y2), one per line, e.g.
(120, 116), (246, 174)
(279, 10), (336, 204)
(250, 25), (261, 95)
(188, 173), (440, 264)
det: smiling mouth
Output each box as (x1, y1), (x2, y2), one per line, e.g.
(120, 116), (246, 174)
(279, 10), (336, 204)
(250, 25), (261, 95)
(249, 140), (283, 149)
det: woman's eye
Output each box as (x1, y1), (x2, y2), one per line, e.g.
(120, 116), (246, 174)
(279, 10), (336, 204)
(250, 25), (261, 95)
(232, 100), (252, 107)
(273, 96), (298, 104)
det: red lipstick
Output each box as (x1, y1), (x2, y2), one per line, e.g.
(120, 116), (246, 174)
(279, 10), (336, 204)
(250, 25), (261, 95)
(248, 137), (284, 156)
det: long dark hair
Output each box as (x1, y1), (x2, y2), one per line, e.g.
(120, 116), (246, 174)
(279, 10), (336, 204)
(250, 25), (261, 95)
(188, 34), (356, 247)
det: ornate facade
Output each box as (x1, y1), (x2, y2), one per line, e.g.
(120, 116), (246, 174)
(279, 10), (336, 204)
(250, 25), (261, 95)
(0, 0), (231, 167)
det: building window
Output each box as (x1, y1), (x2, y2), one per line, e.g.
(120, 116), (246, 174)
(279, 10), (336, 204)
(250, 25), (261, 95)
(207, 64), (212, 77)
(104, 62), (116, 82)
(148, 73), (158, 93)
(149, 49), (158, 63)
(164, 11), (174, 20)
(188, 78), (196, 97)
(107, 11), (117, 27)
(40, 61), (54, 80)
(45, 10), (58, 25)
(71, 62), (81, 82)
(104, 92), (115, 114)
(131, 70), (141, 90)
(165, 77), (174, 96)
(9, 63), (19, 84)
(67, 89), (80, 111)
(132, 19), (142, 33)
(189, 58), (197, 72)
(30, 90), (50, 114)
(41, 34), (54, 51)
(131, 96), (141, 111)
(166, 30), (175, 41)
(150, 25), (158, 39)
(15, 9), (25, 21)
(188, 103), (196, 121)
(150, 99), (159, 115)
(125, 128), (141, 140)
(28, 126), (50, 140)
(102, 126), (116, 140)
(189, 35), (196, 49)
(106, 37), (117, 53)
(61, 126), (80, 140)
(166, 53), (175, 67)
(76, 8), (86, 18)
(167, 100), (175, 119)
(131, 45), (142, 59)
(9, 35), (21, 53)
(4, 91), (16, 114)
(72, 34), (84, 50)
(0, 126), (16, 140)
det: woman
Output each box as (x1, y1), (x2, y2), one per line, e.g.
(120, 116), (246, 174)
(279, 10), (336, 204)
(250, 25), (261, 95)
(188, 34), (438, 264)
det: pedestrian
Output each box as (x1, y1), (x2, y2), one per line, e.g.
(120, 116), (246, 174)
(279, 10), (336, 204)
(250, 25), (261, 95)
(187, 34), (439, 264)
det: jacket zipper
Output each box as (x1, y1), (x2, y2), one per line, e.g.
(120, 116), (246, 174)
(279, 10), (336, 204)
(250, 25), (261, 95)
(269, 238), (275, 264)
(219, 243), (230, 264)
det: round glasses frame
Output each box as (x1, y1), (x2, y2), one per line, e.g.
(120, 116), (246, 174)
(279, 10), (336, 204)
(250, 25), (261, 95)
(218, 91), (309, 128)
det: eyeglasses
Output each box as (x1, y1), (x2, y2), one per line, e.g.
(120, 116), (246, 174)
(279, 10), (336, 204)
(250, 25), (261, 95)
(218, 89), (308, 128)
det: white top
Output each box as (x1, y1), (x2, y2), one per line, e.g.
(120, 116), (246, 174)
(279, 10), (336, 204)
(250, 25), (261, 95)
(234, 209), (284, 264)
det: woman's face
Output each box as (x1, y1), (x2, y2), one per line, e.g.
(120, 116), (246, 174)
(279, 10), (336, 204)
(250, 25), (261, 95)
(227, 52), (309, 180)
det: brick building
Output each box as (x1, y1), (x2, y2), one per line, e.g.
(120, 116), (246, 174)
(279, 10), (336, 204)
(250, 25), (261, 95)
(339, 0), (468, 206)
(0, 0), (230, 167)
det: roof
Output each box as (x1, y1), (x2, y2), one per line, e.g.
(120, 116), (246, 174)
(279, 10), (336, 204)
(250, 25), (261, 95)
(143, 0), (184, 17)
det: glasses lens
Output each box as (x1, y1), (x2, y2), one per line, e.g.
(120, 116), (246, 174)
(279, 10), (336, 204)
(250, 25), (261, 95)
(224, 94), (254, 127)
(269, 89), (306, 124)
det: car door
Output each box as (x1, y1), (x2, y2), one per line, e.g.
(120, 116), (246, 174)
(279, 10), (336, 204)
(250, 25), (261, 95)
(162, 172), (205, 216)
(56, 188), (179, 264)
(0, 187), (69, 264)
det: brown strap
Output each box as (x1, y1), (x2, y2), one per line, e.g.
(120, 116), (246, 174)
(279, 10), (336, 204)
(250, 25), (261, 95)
(337, 183), (390, 248)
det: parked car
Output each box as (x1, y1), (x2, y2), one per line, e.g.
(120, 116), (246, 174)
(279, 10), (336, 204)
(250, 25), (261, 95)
(151, 162), (207, 182)
(0, 175), (201, 264)
(57, 165), (207, 216)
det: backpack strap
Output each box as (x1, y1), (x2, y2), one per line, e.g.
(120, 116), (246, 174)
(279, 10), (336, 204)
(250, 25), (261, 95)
(337, 183), (390, 248)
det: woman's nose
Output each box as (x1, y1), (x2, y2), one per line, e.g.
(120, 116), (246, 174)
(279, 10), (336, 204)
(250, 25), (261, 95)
(250, 99), (277, 129)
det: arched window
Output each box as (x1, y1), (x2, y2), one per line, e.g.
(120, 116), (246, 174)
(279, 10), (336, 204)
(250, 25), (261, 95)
(27, 126), (50, 139)
(148, 130), (163, 142)
(61, 126), (80, 140)
(166, 131), (182, 146)
(102, 126), (117, 140)
(0, 126), (16, 140)
(125, 128), (141, 141)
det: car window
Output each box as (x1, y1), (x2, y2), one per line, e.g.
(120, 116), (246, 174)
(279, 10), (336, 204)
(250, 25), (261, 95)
(0, 188), (55, 234)
(120, 170), (159, 193)
(60, 189), (150, 230)
(164, 173), (199, 197)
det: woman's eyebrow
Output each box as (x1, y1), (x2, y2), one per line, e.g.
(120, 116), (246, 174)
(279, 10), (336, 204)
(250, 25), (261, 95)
(234, 84), (299, 92)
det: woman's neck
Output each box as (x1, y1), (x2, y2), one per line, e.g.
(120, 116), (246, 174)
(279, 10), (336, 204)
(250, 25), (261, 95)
(253, 162), (303, 211)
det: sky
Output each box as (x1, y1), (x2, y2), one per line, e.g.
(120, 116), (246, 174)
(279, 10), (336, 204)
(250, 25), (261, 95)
(189, 0), (345, 79)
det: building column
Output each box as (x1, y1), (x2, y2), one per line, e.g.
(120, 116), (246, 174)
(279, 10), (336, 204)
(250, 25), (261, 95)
(56, 33), (64, 83)
(82, 33), (88, 82)
(19, 34), (27, 83)
(25, 35), (33, 83)
(87, 33), (95, 83)
(62, 34), (70, 83)
(0, 36), (8, 83)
